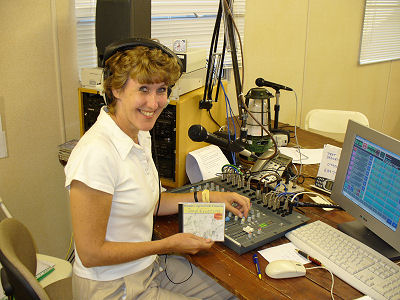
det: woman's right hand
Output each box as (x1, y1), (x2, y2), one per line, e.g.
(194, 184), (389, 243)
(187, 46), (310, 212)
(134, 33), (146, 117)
(164, 233), (214, 255)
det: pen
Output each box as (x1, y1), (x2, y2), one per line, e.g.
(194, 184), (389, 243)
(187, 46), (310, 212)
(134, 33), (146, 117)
(295, 249), (323, 266)
(37, 267), (55, 282)
(253, 253), (262, 279)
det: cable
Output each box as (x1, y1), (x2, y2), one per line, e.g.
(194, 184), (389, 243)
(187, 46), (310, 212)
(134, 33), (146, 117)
(289, 191), (343, 210)
(221, 0), (279, 162)
(67, 250), (75, 263)
(222, 164), (243, 175)
(65, 233), (74, 261)
(289, 90), (303, 182)
(274, 183), (288, 191)
(151, 128), (162, 221)
(207, 109), (221, 129)
(221, 82), (237, 164)
(220, 79), (240, 131)
(296, 174), (317, 184)
(294, 202), (343, 210)
(306, 266), (335, 300)
(290, 191), (330, 204)
(164, 255), (194, 284)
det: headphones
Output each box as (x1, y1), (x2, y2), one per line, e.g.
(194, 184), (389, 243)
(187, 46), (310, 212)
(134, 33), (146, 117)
(101, 37), (183, 105)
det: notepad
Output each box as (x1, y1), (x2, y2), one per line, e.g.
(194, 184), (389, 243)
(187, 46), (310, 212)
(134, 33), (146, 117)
(36, 260), (55, 281)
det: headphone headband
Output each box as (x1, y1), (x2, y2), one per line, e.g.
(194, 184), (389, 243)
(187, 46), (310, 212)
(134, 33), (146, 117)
(101, 37), (183, 105)
(101, 37), (183, 72)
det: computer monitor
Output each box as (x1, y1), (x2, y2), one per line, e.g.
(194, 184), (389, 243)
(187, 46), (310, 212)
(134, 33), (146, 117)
(331, 120), (400, 260)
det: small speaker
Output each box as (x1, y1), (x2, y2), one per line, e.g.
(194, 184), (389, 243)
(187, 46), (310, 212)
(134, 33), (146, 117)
(95, 0), (151, 67)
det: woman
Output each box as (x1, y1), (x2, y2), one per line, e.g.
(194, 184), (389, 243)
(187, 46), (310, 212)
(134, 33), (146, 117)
(65, 38), (250, 299)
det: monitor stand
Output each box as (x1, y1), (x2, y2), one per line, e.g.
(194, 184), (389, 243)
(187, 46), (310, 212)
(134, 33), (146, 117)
(338, 220), (400, 261)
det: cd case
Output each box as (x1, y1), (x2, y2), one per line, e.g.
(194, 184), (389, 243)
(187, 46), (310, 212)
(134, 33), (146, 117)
(178, 202), (225, 241)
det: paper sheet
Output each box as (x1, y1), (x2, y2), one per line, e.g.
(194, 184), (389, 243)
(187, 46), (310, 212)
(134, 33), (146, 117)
(309, 195), (334, 211)
(317, 144), (342, 180)
(278, 147), (323, 164)
(36, 260), (55, 276)
(258, 242), (310, 265)
(186, 145), (229, 183)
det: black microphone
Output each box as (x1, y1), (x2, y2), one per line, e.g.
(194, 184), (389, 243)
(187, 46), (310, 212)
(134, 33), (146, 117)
(188, 125), (257, 159)
(255, 78), (293, 91)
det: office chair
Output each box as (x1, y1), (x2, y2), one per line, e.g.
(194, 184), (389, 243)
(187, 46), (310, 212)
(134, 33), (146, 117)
(305, 109), (369, 142)
(0, 218), (72, 300)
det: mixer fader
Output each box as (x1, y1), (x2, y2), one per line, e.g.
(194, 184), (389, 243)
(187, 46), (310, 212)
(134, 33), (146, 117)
(171, 175), (309, 254)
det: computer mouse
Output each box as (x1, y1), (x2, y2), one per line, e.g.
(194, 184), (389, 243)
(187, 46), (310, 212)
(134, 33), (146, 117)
(265, 260), (306, 279)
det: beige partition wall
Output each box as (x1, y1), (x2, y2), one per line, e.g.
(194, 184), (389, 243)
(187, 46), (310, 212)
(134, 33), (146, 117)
(0, 0), (79, 257)
(242, 0), (400, 140)
(0, 0), (399, 258)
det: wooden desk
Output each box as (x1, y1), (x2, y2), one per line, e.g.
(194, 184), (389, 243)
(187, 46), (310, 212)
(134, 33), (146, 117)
(154, 126), (366, 300)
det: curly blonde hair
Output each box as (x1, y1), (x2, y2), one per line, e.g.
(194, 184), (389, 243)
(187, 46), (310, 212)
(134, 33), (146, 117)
(103, 45), (181, 112)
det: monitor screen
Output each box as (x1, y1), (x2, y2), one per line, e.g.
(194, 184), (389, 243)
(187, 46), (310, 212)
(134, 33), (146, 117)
(331, 120), (400, 259)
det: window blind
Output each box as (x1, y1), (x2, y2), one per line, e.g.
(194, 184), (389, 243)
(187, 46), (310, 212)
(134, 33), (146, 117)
(359, 0), (400, 65)
(75, 0), (245, 78)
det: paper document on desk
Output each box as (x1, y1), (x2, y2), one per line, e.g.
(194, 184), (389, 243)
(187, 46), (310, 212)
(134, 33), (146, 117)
(258, 243), (310, 264)
(278, 147), (323, 164)
(317, 144), (342, 180)
(36, 259), (55, 279)
(186, 145), (229, 183)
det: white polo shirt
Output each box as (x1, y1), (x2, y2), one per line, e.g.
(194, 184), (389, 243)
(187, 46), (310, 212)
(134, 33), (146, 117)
(65, 107), (159, 281)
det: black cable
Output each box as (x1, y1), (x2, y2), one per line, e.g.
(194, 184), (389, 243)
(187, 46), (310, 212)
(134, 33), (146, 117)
(151, 128), (162, 230)
(249, 167), (283, 177)
(68, 253), (75, 263)
(294, 207), (306, 214)
(296, 174), (317, 184)
(293, 202), (343, 210)
(67, 248), (75, 263)
(207, 109), (221, 129)
(164, 255), (194, 284)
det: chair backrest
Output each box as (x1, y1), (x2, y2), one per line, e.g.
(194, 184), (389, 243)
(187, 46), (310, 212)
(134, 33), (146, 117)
(0, 218), (50, 300)
(305, 109), (369, 141)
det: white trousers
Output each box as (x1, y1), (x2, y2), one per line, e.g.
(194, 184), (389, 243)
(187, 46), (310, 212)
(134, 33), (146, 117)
(72, 255), (238, 300)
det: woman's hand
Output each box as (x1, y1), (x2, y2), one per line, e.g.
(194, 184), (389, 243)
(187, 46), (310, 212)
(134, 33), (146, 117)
(164, 233), (214, 255)
(210, 191), (250, 218)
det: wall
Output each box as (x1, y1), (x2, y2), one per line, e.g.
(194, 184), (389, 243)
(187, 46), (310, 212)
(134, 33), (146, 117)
(0, 0), (80, 257)
(0, 0), (399, 257)
(242, 0), (400, 140)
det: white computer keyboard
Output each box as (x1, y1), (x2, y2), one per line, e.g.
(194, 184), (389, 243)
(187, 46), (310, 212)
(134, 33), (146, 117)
(286, 220), (400, 300)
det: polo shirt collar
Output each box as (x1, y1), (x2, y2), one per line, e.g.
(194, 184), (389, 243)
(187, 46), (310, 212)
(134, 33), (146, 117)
(98, 106), (142, 160)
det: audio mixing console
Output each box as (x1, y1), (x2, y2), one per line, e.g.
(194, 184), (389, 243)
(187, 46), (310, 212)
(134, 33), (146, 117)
(171, 176), (309, 255)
